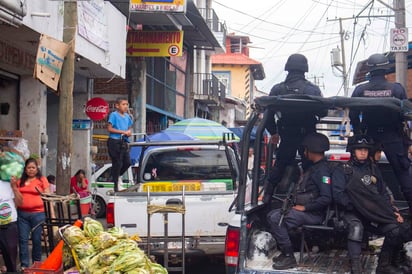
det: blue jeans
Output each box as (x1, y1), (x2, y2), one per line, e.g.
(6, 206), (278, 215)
(17, 211), (45, 267)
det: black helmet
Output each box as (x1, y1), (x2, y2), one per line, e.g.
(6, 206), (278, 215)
(366, 53), (389, 72)
(346, 134), (375, 152)
(284, 53), (308, 72)
(302, 132), (330, 153)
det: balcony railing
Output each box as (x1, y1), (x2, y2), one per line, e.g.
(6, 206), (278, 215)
(198, 8), (227, 48)
(193, 73), (226, 103)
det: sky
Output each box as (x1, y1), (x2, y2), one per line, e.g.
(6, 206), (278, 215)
(213, 0), (412, 97)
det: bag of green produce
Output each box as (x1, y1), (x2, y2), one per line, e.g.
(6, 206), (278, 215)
(83, 217), (104, 238)
(107, 226), (128, 239)
(0, 151), (24, 166)
(91, 231), (117, 251)
(63, 225), (87, 246)
(0, 160), (24, 181)
(110, 251), (147, 272)
(73, 240), (96, 259)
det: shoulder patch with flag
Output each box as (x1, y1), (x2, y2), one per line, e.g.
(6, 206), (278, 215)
(322, 176), (331, 184)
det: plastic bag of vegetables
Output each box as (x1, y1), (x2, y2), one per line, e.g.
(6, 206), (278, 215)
(91, 231), (117, 251)
(63, 221), (169, 274)
(83, 217), (104, 238)
(73, 240), (96, 259)
(0, 151), (24, 166)
(63, 225), (87, 246)
(0, 160), (24, 181)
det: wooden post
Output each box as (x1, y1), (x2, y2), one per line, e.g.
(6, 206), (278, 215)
(56, 2), (77, 195)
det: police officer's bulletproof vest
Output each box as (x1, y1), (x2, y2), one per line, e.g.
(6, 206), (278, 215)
(276, 80), (308, 95)
(359, 81), (402, 129)
(294, 165), (320, 206)
(344, 163), (396, 224)
(275, 80), (319, 128)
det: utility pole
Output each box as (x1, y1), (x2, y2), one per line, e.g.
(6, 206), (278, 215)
(329, 18), (349, 96)
(393, 0), (408, 95)
(338, 18), (349, 97)
(56, 2), (77, 195)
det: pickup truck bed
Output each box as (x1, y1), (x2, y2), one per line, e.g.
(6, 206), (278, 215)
(244, 250), (377, 273)
(114, 191), (235, 232)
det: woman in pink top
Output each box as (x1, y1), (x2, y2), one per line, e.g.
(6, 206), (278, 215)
(13, 158), (50, 268)
(70, 169), (89, 198)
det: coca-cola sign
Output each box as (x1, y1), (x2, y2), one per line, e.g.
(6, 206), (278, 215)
(85, 97), (109, 121)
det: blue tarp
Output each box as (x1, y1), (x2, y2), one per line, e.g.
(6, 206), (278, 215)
(129, 131), (196, 165)
(229, 127), (270, 143)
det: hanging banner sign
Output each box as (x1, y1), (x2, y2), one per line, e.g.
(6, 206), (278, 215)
(130, 0), (186, 13)
(126, 30), (183, 57)
(33, 34), (69, 92)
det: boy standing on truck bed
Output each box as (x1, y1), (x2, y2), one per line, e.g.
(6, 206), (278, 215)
(107, 97), (133, 192)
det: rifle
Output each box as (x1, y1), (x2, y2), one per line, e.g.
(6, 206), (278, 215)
(278, 180), (297, 226)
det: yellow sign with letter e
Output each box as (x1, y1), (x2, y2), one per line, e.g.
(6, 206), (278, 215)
(126, 30), (183, 57)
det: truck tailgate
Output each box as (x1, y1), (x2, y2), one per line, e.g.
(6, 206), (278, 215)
(113, 191), (236, 237)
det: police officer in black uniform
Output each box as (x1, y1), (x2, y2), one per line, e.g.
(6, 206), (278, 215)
(263, 53), (325, 203)
(332, 135), (405, 274)
(267, 132), (332, 270)
(349, 53), (412, 210)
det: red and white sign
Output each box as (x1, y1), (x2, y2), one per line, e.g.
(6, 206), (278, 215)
(85, 97), (109, 121)
(390, 28), (409, 52)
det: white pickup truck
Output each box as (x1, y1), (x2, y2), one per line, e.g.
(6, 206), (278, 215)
(105, 139), (240, 258)
(90, 163), (136, 218)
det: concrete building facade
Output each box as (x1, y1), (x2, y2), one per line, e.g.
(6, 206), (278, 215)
(0, 0), (127, 179)
(212, 33), (265, 127)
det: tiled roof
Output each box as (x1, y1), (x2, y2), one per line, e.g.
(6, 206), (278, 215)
(212, 53), (261, 65)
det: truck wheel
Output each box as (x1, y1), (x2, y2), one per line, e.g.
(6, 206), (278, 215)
(93, 196), (106, 218)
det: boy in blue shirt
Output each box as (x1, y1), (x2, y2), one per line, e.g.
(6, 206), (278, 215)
(107, 97), (133, 192)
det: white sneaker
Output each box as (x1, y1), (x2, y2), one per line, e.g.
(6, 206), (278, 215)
(118, 178), (125, 191)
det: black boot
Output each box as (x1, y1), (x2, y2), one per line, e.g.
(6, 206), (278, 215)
(376, 251), (403, 274)
(272, 246), (297, 270)
(349, 257), (362, 274)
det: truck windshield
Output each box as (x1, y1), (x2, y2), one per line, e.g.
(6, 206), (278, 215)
(143, 149), (232, 181)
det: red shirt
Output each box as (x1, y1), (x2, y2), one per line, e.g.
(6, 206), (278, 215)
(70, 176), (89, 194)
(17, 176), (49, 213)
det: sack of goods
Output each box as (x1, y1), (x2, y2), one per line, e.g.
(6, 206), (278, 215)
(0, 151), (24, 181)
(62, 217), (168, 273)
